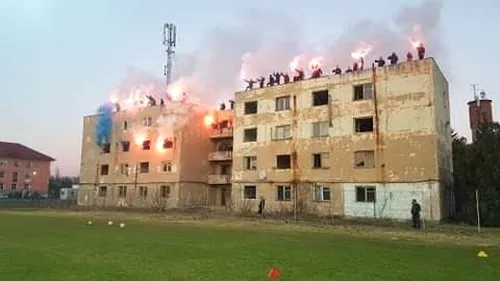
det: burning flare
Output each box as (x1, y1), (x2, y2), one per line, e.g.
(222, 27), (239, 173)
(134, 134), (146, 146)
(156, 138), (166, 153)
(289, 56), (302, 72)
(204, 114), (214, 127)
(409, 37), (424, 49)
(308, 57), (323, 71)
(351, 41), (373, 59)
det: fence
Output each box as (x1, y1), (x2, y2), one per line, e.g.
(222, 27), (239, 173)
(0, 198), (77, 209)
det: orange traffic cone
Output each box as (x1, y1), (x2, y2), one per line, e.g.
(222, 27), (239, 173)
(267, 267), (281, 280)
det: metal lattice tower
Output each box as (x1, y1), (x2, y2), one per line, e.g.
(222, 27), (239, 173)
(162, 23), (177, 87)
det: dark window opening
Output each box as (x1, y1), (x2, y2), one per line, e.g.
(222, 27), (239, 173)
(99, 186), (107, 197)
(312, 90), (329, 106)
(243, 128), (257, 142)
(118, 186), (127, 198)
(355, 117), (374, 132)
(244, 185), (257, 199)
(356, 186), (376, 202)
(124, 121), (129, 130)
(101, 143), (111, 153)
(244, 101), (258, 115)
(163, 139), (174, 149)
(121, 141), (130, 152)
(244, 156), (257, 170)
(313, 154), (322, 168)
(142, 140), (151, 150)
(140, 162), (149, 173)
(276, 155), (291, 169)
(161, 185), (170, 198)
(353, 83), (373, 101)
(100, 165), (109, 175)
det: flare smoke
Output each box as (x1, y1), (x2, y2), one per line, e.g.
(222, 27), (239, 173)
(171, 0), (446, 104)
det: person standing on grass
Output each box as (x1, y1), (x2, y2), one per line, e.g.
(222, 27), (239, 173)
(411, 199), (422, 229)
(258, 197), (266, 217)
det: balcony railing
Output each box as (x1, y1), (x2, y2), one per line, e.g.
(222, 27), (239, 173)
(208, 174), (231, 185)
(210, 127), (233, 139)
(208, 151), (232, 161)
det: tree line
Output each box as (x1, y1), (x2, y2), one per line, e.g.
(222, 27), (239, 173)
(452, 123), (500, 227)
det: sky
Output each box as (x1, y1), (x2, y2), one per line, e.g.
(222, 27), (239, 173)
(0, 0), (499, 176)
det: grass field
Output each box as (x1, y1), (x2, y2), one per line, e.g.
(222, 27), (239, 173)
(0, 211), (498, 281)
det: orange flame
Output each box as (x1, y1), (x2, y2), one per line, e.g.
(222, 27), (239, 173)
(134, 135), (145, 146)
(351, 41), (373, 59)
(409, 37), (424, 49)
(156, 138), (166, 153)
(204, 114), (214, 127)
(308, 57), (323, 71)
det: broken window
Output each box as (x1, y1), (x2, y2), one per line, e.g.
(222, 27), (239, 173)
(312, 121), (329, 137)
(118, 186), (127, 198)
(142, 140), (151, 150)
(243, 128), (257, 142)
(356, 186), (376, 202)
(139, 186), (148, 198)
(276, 185), (292, 201)
(123, 120), (129, 130)
(353, 83), (373, 101)
(121, 141), (130, 152)
(312, 153), (329, 168)
(99, 186), (107, 197)
(11, 184), (17, 190)
(354, 117), (374, 133)
(143, 117), (152, 127)
(274, 125), (291, 140)
(119, 163), (129, 176)
(243, 156), (257, 170)
(139, 162), (149, 173)
(100, 165), (109, 175)
(312, 90), (329, 106)
(354, 150), (375, 168)
(161, 161), (173, 172)
(101, 143), (111, 153)
(244, 101), (258, 115)
(163, 139), (174, 149)
(243, 185), (257, 199)
(275, 96), (291, 111)
(313, 185), (331, 201)
(276, 155), (291, 169)
(12, 172), (18, 182)
(160, 185), (170, 198)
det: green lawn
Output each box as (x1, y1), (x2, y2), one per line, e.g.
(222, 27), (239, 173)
(0, 212), (498, 281)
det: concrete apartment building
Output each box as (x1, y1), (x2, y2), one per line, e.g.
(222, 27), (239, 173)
(231, 57), (453, 221)
(0, 141), (55, 194)
(78, 104), (214, 209)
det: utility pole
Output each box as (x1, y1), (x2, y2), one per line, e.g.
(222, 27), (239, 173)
(162, 23), (177, 87)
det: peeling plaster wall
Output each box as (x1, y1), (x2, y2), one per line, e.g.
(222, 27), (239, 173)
(78, 106), (211, 208)
(232, 58), (451, 221)
(343, 182), (441, 220)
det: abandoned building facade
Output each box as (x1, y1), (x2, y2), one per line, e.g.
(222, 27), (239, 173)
(79, 58), (453, 221)
(231, 58), (453, 221)
(78, 104), (214, 209)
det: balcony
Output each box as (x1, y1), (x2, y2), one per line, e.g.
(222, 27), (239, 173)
(208, 151), (232, 161)
(210, 127), (233, 139)
(208, 174), (231, 185)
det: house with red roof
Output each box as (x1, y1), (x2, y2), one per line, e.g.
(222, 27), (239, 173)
(0, 141), (55, 194)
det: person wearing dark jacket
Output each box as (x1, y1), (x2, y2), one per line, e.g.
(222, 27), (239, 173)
(258, 197), (266, 217)
(411, 199), (422, 229)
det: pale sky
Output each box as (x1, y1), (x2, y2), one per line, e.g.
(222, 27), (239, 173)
(0, 0), (499, 176)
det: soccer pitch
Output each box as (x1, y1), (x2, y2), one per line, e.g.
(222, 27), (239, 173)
(0, 211), (498, 281)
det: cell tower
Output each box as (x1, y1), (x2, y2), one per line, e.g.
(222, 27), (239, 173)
(162, 23), (177, 87)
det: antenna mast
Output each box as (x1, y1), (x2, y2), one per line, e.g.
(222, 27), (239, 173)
(472, 84), (480, 107)
(162, 23), (177, 87)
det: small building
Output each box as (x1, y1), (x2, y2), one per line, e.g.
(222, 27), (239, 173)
(0, 141), (55, 194)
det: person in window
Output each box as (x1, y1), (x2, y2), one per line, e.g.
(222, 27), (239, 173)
(258, 196), (266, 217)
(411, 199), (422, 229)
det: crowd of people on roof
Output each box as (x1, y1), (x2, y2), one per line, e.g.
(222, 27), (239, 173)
(243, 43), (426, 91)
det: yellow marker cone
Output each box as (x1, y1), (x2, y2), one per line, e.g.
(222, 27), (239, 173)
(477, 251), (488, 258)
